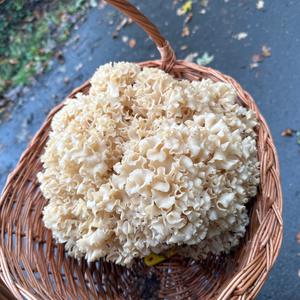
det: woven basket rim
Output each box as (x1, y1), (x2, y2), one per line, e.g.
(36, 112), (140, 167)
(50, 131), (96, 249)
(0, 60), (283, 300)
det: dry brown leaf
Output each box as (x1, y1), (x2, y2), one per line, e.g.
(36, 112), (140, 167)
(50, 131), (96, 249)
(184, 12), (193, 24)
(297, 232), (300, 243)
(281, 128), (294, 137)
(181, 25), (190, 37)
(128, 38), (136, 48)
(250, 45), (271, 69)
(262, 45), (272, 57)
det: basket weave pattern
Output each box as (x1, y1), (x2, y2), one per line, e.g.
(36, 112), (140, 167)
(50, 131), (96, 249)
(0, 1), (282, 299)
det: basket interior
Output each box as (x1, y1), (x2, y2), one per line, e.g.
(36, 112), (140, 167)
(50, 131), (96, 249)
(0, 62), (282, 300)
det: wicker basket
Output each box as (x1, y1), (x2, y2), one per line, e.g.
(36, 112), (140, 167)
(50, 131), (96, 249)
(0, 1), (283, 299)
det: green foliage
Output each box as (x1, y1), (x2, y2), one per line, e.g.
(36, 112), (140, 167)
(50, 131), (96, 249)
(0, 0), (89, 97)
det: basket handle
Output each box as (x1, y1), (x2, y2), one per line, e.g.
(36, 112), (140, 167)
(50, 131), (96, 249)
(105, 0), (176, 72)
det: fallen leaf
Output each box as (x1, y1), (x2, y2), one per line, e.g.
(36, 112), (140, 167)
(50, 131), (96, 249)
(250, 62), (259, 69)
(262, 45), (272, 57)
(112, 17), (129, 38)
(181, 25), (190, 37)
(256, 0), (264, 10)
(250, 45), (272, 69)
(128, 38), (136, 48)
(177, 0), (193, 16)
(180, 45), (188, 51)
(297, 232), (300, 244)
(184, 12), (193, 24)
(233, 32), (248, 40)
(252, 54), (263, 63)
(281, 128), (294, 137)
(196, 52), (214, 66)
(184, 52), (198, 63)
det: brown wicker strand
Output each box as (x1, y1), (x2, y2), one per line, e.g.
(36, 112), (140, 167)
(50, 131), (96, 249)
(157, 41), (176, 72)
(106, 0), (176, 71)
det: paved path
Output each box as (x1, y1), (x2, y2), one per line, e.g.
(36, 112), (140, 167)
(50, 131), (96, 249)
(0, 1), (299, 298)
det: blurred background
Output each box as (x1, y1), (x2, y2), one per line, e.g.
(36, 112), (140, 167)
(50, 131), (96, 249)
(0, 0), (299, 299)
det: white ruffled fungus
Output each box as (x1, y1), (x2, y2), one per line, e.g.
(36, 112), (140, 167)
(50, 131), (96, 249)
(38, 62), (259, 266)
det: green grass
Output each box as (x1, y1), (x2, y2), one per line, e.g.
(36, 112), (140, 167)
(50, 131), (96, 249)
(0, 0), (91, 98)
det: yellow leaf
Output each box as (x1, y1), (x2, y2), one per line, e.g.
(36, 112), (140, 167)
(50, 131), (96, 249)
(144, 249), (176, 266)
(177, 0), (193, 16)
(144, 253), (166, 266)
